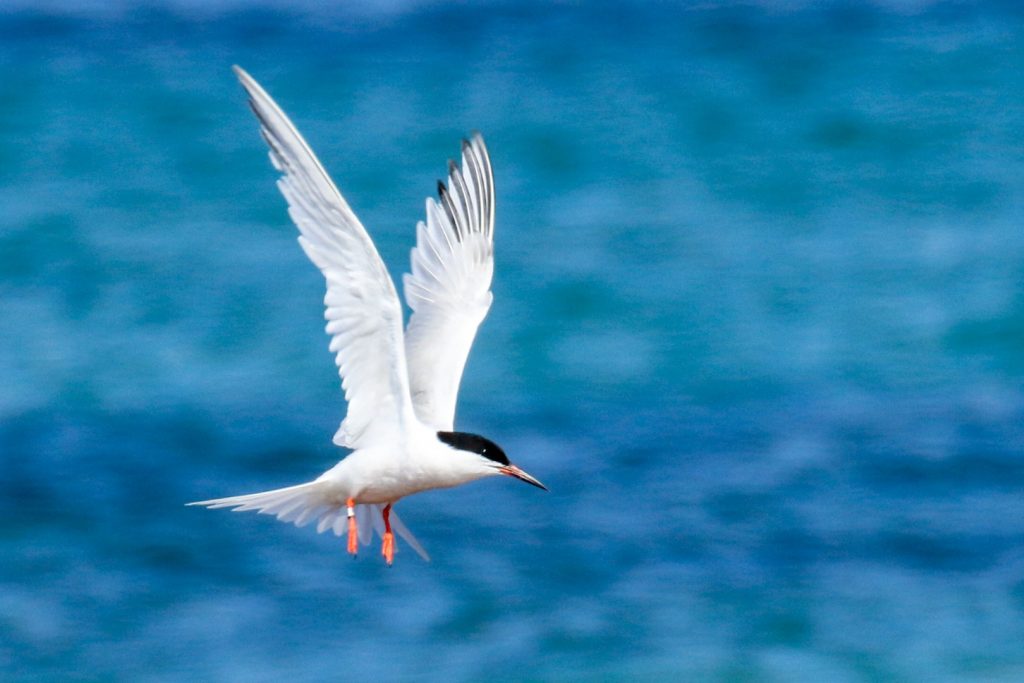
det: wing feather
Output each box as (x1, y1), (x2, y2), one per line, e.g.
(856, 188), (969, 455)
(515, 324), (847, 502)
(234, 66), (416, 449)
(402, 135), (496, 431)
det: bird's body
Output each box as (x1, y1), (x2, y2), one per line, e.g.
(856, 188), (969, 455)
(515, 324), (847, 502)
(189, 67), (545, 564)
(316, 430), (490, 504)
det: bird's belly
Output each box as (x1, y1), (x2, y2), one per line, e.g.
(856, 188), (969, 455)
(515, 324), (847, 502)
(320, 441), (481, 505)
(355, 473), (422, 504)
(340, 456), (468, 504)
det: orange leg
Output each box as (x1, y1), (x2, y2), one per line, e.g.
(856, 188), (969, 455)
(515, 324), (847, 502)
(346, 498), (358, 556)
(381, 504), (394, 566)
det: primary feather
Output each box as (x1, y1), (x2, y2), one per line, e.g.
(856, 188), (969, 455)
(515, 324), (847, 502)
(233, 66), (417, 450)
(403, 135), (496, 431)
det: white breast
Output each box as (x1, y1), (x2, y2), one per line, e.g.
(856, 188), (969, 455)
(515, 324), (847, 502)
(316, 430), (488, 504)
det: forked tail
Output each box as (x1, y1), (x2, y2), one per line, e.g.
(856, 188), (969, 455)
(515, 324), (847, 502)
(188, 482), (430, 561)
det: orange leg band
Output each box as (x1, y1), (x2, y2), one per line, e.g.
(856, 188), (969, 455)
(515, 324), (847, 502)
(346, 498), (358, 556)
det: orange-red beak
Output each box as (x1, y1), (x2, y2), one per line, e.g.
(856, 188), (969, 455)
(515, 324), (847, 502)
(499, 464), (548, 491)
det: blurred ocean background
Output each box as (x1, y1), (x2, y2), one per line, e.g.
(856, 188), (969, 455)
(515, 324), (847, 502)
(2, 1), (1024, 680)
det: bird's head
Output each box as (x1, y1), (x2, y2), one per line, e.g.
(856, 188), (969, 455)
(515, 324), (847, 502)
(436, 431), (548, 490)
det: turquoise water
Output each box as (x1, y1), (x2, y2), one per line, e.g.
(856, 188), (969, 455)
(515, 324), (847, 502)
(2, 2), (1024, 680)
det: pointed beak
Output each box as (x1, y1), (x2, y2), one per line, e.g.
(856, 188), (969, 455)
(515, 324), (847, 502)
(499, 464), (548, 491)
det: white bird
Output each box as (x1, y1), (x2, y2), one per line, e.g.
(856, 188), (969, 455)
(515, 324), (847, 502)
(188, 67), (546, 565)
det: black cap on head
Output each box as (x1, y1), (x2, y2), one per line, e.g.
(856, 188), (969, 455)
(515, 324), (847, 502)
(437, 431), (509, 466)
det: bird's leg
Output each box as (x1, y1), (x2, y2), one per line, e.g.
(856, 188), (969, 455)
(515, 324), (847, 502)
(381, 503), (394, 566)
(346, 498), (358, 557)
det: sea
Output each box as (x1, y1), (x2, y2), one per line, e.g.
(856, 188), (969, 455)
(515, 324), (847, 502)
(2, 1), (1023, 680)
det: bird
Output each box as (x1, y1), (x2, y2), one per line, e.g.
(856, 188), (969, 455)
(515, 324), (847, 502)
(188, 67), (546, 565)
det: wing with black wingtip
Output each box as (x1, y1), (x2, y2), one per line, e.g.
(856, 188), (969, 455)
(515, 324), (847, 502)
(402, 134), (496, 431)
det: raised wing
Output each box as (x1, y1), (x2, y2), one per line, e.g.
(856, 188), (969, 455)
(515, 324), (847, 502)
(235, 66), (416, 449)
(402, 135), (495, 431)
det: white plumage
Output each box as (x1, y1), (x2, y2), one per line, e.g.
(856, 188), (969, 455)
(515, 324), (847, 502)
(402, 143), (495, 433)
(189, 67), (545, 564)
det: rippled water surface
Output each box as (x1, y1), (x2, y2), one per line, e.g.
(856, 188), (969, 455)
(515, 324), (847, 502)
(2, 2), (1024, 680)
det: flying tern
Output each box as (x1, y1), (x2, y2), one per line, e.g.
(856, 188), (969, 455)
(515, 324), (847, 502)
(189, 67), (546, 565)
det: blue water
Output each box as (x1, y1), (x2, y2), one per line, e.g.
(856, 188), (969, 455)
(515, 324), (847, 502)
(2, 2), (1024, 680)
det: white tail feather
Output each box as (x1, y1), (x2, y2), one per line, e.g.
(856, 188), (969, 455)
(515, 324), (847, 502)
(389, 508), (430, 561)
(356, 504), (375, 546)
(188, 483), (430, 561)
